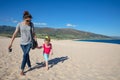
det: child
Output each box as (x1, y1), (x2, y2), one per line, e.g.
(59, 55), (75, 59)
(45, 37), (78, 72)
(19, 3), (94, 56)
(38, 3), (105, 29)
(38, 36), (53, 70)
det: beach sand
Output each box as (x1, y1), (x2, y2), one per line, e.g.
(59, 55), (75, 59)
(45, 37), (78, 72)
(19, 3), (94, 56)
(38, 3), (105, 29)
(0, 37), (120, 80)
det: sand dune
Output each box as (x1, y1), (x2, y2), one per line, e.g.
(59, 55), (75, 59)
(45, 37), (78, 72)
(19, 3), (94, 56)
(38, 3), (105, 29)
(0, 37), (120, 80)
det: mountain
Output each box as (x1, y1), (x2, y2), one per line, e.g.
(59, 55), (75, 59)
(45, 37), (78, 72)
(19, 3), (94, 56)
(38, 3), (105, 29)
(0, 25), (15, 37)
(0, 25), (112, 39)
(35, 27), (112, 39)
(110, 36), (120, 39)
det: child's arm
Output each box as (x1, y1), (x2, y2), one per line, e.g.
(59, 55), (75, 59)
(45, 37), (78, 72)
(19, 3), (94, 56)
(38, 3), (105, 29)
(50, 48), (53, 55)
(50, 44), (53, 55)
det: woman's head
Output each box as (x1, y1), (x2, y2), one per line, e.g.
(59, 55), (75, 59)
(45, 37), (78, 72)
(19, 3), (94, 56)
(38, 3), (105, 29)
(23, 11), (32, 23)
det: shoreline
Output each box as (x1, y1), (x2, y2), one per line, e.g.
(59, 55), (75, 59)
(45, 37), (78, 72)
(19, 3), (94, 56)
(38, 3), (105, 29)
(77, 39), (120, 45)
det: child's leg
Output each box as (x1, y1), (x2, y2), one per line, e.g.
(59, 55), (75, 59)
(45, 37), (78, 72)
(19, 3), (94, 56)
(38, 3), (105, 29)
(43, 53), (49, 70)
(45, 61), (48, 70)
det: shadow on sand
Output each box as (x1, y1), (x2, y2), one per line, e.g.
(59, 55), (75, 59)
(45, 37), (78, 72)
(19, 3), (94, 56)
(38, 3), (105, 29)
(25, 56), (69, 73)
(48, 56), (69, 68)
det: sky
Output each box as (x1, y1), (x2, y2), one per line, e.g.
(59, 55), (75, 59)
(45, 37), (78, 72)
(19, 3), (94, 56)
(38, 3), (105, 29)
(0, 0), (120, 36)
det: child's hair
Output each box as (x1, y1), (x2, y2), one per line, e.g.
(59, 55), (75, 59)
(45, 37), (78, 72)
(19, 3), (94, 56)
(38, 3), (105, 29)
(44, 36), (51, 42)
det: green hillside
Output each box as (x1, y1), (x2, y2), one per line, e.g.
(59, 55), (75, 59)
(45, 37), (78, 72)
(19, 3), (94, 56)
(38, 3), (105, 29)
(0, 25), (112, 40)
(35, 27), (111, 39)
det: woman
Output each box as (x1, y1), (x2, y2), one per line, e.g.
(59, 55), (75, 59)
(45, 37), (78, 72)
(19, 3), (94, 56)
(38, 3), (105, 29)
(8, 11), (37, 76)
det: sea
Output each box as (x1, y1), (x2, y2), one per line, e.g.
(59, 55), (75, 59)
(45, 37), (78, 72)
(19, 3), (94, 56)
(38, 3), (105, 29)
(78, 40), (120, 44)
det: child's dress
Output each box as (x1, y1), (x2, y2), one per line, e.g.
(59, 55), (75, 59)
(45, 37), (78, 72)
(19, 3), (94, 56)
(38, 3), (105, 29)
(43, 43), (52, 61)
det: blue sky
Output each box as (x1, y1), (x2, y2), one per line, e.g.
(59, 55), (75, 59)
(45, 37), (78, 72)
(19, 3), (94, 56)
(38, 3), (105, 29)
(0, 0), (120, 36)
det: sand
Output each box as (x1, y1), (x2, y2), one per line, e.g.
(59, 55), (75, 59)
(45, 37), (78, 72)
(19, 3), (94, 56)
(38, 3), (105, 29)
(0, 37), (120, 80)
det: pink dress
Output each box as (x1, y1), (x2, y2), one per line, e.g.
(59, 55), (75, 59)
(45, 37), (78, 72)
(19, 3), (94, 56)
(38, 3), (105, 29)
(43, 43), (52, 54)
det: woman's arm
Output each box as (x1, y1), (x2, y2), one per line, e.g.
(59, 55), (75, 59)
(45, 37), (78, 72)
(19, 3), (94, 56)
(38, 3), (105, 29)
(33, 32), (37, 41)
(8, 28), (19, 49)
(31, 22), (37, 41)
(37, 46), (43, 49)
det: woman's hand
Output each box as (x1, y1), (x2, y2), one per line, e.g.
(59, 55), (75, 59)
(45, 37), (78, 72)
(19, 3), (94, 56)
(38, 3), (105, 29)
(8, 44), (12, 49)
(8, 27), (19, 49)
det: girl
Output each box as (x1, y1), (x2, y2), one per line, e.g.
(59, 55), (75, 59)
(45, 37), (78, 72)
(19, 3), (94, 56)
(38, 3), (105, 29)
(8, 11), (37, 75)
(38, 36), (53, 70)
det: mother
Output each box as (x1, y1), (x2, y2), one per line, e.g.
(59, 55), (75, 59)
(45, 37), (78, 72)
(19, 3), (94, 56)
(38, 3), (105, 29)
(8, 11), (37, 76)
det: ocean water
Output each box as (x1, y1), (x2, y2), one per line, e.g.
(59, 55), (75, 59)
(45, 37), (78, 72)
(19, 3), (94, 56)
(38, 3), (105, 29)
(78, 40), (120, 44)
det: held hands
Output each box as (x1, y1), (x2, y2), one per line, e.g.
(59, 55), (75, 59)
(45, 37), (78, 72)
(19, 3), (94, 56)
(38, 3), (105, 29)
(37, 46), (42, 49)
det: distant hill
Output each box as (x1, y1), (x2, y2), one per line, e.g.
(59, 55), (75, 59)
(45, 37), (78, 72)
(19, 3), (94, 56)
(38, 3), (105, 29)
(110, 36), (120, 39)
(0, 25), (112, 40)
(35, 27), (112, 39)
(0, 25), (16, 37)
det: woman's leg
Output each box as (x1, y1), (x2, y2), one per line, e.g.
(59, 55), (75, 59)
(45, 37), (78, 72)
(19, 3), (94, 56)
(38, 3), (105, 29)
(21, 45), (27, 71)
(20, 43), (31, 75)
(26, 43), (31, 68)
(20, 45), (26, 75)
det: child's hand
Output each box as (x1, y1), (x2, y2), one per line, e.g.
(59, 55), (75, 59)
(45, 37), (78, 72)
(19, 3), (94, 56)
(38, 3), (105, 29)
(50, 52), (53, 55)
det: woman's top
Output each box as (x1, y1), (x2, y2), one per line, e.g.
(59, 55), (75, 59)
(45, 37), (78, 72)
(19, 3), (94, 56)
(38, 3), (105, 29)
(16, 22), (34, 45)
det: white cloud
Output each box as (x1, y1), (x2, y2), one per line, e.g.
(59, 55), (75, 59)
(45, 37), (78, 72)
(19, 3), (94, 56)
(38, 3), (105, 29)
(10, 18), (19, 23)
(66, 23), (77, 27)
(0, 17), (19, 24)
(34, 22), (47, 26)
(12, 20), (18, 23)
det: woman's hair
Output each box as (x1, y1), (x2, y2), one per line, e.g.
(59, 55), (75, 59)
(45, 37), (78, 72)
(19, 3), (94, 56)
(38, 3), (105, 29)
(23, 11), (32, 19)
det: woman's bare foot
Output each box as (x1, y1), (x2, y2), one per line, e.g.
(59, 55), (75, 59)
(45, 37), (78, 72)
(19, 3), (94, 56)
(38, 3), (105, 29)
(20, 71), (25, 76)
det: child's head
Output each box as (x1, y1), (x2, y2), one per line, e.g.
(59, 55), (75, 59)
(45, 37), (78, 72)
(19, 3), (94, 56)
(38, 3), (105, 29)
(44, 36), (51, 44)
